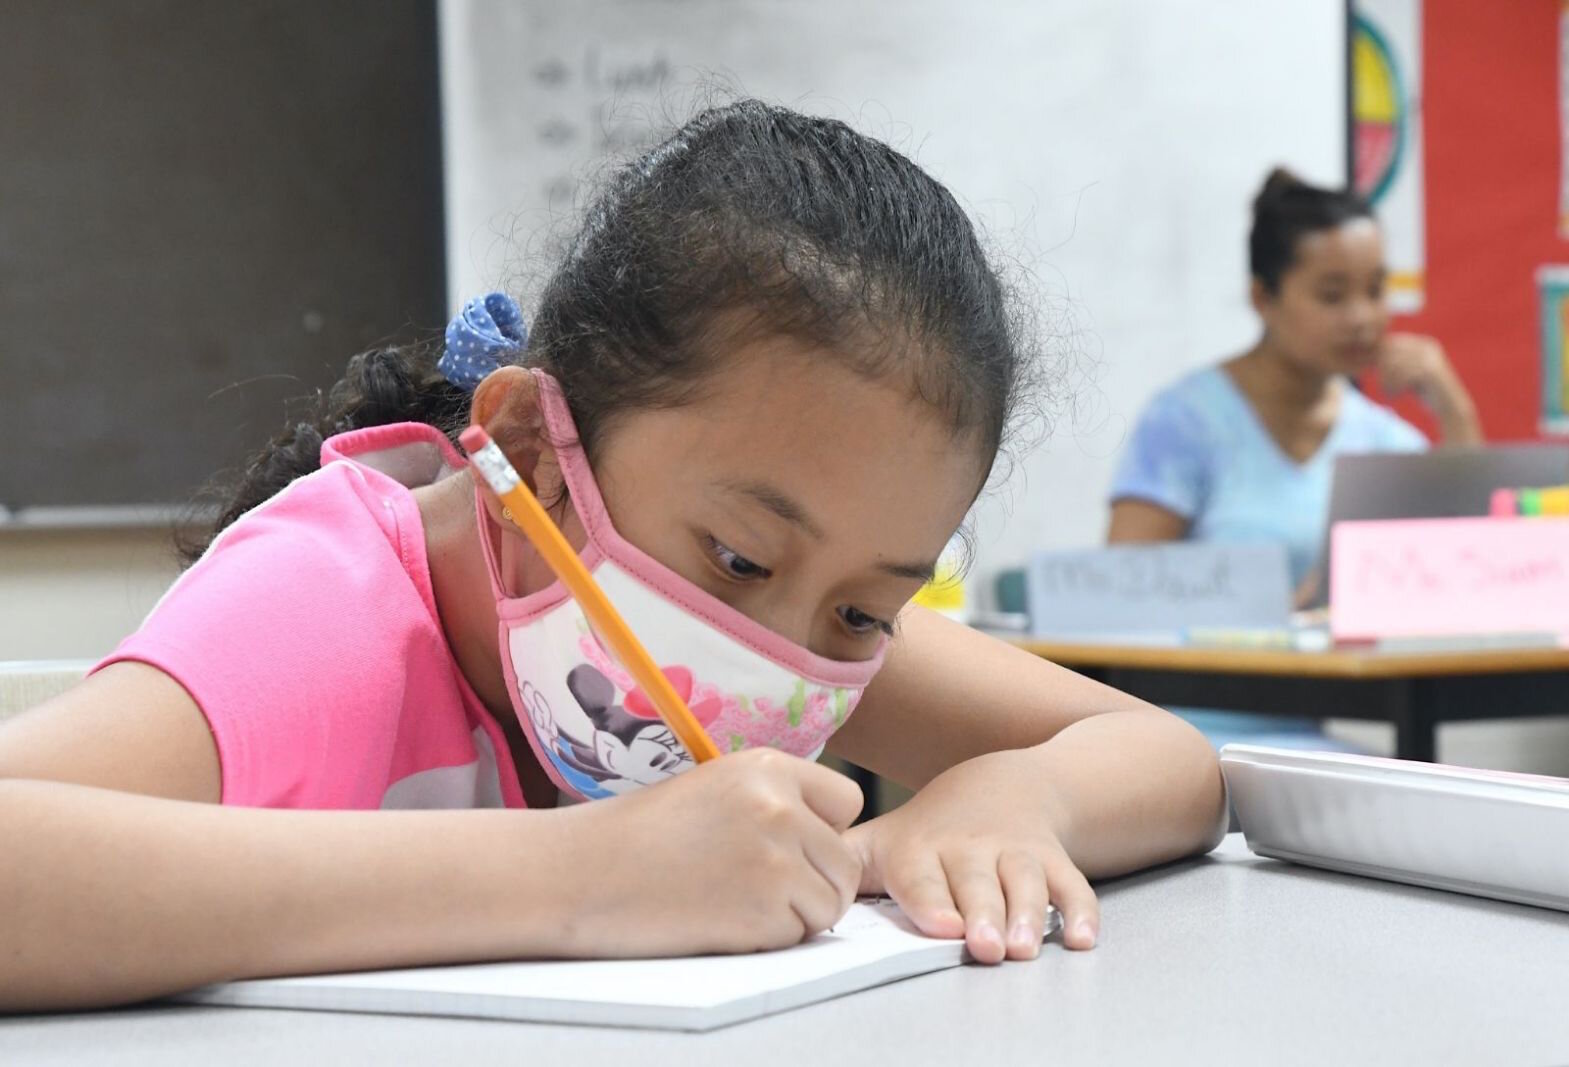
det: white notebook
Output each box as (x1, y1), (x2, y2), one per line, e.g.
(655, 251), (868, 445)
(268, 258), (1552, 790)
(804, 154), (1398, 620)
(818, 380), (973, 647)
(176, 899), (1059, 1032)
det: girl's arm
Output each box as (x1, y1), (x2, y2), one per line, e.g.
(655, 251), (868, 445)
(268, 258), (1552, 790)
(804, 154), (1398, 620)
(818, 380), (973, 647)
(827, 607), (1226, 958)
(0, 660), (524, 1010)
(0, 779), (586, 1010)
(0, 665), (863, 1010)
(831, 607), (1225, 868)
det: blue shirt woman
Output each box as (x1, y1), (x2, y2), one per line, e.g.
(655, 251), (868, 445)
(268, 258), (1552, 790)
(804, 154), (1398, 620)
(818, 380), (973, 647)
(1106, 169), (1480, 751)
(1111, 365), (1426, 593)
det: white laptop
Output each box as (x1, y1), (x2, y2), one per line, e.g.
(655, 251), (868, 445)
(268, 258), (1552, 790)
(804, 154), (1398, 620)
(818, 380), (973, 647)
(1221, 744), (1569, 912)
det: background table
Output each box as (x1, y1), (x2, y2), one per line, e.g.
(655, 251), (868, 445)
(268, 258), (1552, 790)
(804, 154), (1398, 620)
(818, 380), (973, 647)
(1019, 640), (1569, 762)
(5, 834), (1566, 1066)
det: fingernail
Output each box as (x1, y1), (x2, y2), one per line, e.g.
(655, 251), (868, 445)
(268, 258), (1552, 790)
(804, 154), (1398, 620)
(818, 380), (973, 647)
(1073, 918), (1097, 947)
(976, 921), (1003, 950)
(1008, 920), (1035, 948)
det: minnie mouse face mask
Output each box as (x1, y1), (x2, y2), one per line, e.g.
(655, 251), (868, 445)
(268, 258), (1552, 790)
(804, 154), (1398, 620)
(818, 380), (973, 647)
(476, 371), (886, 803)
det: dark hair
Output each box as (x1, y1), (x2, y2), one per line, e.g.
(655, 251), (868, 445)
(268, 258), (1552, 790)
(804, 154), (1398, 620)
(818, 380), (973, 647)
(183, 99), (1032, 563)
(1248, 167), (1374, 293)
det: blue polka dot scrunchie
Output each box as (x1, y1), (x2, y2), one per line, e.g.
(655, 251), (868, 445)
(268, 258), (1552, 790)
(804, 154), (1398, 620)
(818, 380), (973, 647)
(438, 292), (528, 391)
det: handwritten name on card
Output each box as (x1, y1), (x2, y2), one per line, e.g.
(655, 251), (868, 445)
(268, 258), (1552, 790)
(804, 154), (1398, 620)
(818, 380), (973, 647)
(1026, 543), (1291, 638)
(1330, 518), (1569, 641)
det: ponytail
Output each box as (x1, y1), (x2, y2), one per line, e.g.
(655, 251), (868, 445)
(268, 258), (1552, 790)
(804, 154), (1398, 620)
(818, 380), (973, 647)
(179, 340), (471, 565)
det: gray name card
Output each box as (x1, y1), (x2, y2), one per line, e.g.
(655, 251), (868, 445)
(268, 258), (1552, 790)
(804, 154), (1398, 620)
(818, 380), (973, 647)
(1026, 542), (1292, 639)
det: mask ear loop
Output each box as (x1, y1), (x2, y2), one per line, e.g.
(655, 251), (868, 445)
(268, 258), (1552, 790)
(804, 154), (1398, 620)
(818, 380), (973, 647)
(469, 446), (649, 706)
(471, 480), (517, 603)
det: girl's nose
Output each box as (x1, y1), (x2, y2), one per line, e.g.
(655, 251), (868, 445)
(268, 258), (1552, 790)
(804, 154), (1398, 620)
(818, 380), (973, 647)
(744, 599), (818, 652)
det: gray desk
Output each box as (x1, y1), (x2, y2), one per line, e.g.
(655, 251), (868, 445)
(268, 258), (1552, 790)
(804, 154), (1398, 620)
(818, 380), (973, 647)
(4, 835), (1565, 1066)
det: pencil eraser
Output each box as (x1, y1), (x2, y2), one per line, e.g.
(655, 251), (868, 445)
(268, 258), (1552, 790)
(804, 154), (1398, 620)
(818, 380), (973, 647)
(459, 426), (491, 454)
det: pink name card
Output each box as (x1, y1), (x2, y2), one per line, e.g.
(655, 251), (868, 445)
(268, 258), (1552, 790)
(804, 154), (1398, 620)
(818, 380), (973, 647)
(1330, 517), (1569, 642)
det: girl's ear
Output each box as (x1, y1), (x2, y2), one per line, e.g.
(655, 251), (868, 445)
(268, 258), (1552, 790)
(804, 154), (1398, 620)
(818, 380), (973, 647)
(469, 366), (567, 512)
(1249, 277), (1276, 321)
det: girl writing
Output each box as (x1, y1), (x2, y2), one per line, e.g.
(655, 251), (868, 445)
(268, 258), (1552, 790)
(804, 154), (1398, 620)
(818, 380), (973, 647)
(1, 101), (1224, 1010)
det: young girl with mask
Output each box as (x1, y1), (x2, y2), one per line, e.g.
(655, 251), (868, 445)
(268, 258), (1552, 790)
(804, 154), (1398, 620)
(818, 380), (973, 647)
(0, 101), (1224, 1011)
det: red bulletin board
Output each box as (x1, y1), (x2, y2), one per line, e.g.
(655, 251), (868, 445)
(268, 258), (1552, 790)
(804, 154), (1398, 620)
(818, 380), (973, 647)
(1364, 0), (1569, 442)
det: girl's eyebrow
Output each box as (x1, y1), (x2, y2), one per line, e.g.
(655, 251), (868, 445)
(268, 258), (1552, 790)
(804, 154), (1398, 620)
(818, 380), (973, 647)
(720, 479), (937, 582)
(721, 479), (825, 539)
(879, 558), (938, 582)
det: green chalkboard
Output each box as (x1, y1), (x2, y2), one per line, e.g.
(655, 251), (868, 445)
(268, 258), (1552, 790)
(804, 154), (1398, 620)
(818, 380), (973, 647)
(0, 1), (445, 517)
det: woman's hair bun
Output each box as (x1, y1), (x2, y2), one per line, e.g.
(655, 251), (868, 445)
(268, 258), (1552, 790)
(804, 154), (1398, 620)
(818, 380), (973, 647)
(1248, 166), (1373, 292)
(1254, 167), (1305, 214)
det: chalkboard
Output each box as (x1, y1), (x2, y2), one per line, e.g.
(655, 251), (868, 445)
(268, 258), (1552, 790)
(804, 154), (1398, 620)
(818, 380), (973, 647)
(0, 2), (445, 518)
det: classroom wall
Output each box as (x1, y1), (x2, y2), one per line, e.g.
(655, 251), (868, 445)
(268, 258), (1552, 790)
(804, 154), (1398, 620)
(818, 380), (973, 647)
(0, 528), (181, 662)
(1371, 0), (1569, 440)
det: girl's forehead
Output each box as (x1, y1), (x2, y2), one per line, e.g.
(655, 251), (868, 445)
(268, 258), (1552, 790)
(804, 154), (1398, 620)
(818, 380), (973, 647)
(683, 344), (982, 469)
(597, 344), (987, 538)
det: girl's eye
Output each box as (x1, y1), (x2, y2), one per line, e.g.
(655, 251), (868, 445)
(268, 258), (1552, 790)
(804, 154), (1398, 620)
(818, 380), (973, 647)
(705, 536), (772, 581)
(838, 605), (894, 637)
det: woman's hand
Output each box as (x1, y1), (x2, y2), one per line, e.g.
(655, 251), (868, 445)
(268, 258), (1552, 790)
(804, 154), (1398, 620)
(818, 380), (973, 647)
(1375, 332), (1454, 401)
(561, 748), (864, 958)
(842, 748), (1099, 964)
(1375, 333), (1482, 444)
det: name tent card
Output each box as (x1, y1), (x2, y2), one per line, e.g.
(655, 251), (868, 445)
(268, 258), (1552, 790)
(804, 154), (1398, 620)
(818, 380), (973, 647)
(1330, 518), (1569, 642)
(1025, 543), (1292, 640)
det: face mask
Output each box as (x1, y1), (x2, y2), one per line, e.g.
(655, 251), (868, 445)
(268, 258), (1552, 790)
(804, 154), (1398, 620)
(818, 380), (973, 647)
(475, 371), (886, 803)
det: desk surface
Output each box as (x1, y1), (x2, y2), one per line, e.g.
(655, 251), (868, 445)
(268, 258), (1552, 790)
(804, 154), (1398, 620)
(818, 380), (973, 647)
(1020, 638), (1569, 679)
(5, 835), (1565, 1067)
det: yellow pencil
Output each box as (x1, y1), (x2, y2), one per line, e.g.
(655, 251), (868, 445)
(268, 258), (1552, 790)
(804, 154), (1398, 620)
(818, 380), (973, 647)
(461, 425), (722, 764)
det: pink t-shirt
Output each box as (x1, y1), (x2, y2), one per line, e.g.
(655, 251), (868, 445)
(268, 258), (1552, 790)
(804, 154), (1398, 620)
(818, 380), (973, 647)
(94, 423), (529, 810)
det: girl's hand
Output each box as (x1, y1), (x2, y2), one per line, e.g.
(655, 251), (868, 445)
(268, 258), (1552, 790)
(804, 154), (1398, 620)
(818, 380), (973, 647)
(843, 749), (1099, 964)
(562, 749), (864, 957)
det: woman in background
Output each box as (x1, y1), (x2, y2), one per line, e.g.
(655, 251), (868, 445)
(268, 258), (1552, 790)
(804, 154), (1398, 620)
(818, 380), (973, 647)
(1106, 168), (1482, 750)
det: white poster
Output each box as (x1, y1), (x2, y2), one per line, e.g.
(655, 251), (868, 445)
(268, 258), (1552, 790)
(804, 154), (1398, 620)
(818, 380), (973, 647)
(1353, 0), (1425, 313)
